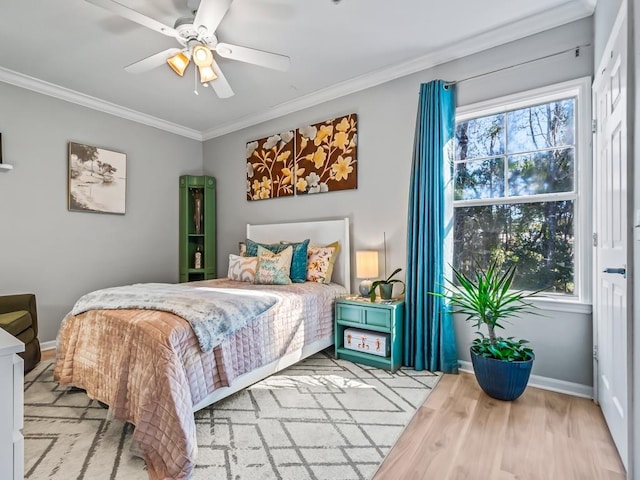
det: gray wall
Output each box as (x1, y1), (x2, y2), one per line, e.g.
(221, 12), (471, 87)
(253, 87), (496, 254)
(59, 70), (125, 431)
(0, 82), (203, 343)
(203, 18), (595, 386)
(595, 0), (624, 68)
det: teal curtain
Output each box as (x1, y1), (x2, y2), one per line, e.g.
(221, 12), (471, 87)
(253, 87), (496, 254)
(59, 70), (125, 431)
(404, 80), (458, 373)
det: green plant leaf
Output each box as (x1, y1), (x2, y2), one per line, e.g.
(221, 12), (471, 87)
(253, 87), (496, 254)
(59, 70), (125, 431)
(431, 259), (540, 359)
(369, 267), (406, 297)
(470, 336), (534, 361)
(385, 268), (402, 282)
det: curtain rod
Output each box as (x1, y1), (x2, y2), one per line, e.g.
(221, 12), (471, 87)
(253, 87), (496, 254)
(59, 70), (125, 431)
(444, 43), (592, 88)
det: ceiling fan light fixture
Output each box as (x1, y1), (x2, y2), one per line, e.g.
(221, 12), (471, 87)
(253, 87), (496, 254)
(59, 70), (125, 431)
(193, 45), (213, 68)
(167, 51), (190, 76)
(198, 64), (217, 83)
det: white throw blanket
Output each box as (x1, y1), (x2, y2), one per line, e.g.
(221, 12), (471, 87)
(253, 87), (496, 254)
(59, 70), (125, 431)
(71, 283), (278, 352)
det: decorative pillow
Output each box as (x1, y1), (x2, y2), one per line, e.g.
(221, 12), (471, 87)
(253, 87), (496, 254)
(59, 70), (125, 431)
(238, 241), (247, 256)
(227, 254), (257, 282)
(245, 238), (309, 283)
(307, 241), (340, 284)
(307, 247), (336, 283)
(254, 245), (293, 285)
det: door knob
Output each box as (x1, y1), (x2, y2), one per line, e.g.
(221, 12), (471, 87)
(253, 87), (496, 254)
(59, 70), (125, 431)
(603, 267), (626, 277)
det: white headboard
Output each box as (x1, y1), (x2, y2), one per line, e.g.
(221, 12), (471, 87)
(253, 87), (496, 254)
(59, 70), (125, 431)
(246, 218), (351, 293)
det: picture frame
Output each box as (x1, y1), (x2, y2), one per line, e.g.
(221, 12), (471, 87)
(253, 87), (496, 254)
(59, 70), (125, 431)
(294, 113), (357, 195)
(245, 113), (358, 201)
(246, 131), (295, 201)
(68, 141), (127, 214)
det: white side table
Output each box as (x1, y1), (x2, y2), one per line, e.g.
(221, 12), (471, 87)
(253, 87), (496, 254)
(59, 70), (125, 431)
(0, 328), (24, 480)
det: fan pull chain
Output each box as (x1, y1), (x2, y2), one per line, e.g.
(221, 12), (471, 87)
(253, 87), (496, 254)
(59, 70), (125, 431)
(193, 65), (199, 96)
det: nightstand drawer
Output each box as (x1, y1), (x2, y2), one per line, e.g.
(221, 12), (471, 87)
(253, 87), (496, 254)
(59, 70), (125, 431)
(336, 304), (364, 323)
(336, 303), (391, 329)
(365, 308), (391, 328)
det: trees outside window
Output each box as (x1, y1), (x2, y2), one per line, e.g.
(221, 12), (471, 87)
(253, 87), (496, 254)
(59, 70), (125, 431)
(453, 95), (578, 295)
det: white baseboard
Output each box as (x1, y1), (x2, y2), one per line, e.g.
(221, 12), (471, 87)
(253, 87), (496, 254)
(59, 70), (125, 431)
(458, 360), (593, 399)
(40, 340), (57, 352)
(37, 342), (593, 398)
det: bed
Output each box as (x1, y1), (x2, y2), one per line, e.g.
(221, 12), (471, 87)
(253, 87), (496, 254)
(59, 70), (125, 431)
(53, 218), (351, 480)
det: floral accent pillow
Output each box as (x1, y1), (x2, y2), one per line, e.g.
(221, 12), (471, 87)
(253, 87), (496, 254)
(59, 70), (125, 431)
(227, 254), (257, 282)
(254, 245), (293, 285)
(307, 241), (340, 284)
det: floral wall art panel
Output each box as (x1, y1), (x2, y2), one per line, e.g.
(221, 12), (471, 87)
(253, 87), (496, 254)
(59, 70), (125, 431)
(294, 113), (357, 195)
(246, 131), (295, 201)
(68, 142), (126, 214)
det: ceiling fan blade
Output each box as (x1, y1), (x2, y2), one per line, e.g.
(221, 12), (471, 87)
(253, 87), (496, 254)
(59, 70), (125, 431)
(209, 61), (234, 98)
(193, 0), (233, 35)
(86, 0), (178, 37)
(215, 43), (290, 71)
(125, 48), (182, 74)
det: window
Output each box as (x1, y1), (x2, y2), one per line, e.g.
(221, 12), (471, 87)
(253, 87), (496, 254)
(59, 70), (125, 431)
(452, 79), (591, 299)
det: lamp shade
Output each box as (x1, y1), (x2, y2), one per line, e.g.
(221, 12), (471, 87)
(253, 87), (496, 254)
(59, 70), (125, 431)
(167, 51), (190, 76)
(192, 45), (213, 67)
(356, 251), (379, 279)
(198, 64), (217, 83)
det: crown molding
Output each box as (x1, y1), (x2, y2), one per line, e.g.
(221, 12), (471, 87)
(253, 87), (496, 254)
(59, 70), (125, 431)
(0, 67), (203, 141)
(0, 0), (594, 142)
(202, 0), (595, 140)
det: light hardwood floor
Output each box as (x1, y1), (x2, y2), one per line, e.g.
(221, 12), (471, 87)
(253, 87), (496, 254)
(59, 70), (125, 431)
(40, 350), (625, 479)
(41, 348), (55, 362)
(374, 372), (626, 480)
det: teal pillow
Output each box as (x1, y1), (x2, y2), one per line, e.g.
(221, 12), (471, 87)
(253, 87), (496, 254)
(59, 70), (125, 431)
(245, 238), (310, 283)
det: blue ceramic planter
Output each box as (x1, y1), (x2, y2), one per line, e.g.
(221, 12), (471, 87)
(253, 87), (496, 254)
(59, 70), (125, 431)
(470, 349), (534, 401)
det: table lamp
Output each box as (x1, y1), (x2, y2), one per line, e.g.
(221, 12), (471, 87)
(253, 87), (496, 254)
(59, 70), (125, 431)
(356, 250), (379, 297)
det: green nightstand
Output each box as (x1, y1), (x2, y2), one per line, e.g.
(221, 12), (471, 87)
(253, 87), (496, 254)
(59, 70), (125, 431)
(334, 297), (404, 372)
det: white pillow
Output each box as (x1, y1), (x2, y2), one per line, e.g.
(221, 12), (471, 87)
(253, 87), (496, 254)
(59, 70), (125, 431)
(227, 254), (257, 282)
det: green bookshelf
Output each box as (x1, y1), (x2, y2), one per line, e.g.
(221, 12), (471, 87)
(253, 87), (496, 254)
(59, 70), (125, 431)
(179, 175), (216, 282)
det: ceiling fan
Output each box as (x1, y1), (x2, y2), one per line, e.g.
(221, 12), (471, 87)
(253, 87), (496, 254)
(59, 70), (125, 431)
(86, 0), (291, 98)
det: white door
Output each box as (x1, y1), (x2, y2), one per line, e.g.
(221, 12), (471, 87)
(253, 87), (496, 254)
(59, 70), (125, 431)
(592, 9), (629, 470)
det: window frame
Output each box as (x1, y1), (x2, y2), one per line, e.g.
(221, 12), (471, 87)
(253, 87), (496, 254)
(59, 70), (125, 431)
(452, 77), (592, 305)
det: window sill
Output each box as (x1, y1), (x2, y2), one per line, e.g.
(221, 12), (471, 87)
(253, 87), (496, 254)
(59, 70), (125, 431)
(529, 296), (592, 314)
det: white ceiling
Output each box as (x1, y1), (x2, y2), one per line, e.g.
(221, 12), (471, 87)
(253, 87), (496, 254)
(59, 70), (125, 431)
(0, 0), (595, 139)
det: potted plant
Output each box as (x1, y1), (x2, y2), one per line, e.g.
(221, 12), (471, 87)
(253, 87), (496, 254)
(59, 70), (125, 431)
(369, 268), (405, 301)
(434, 260), (538, 401)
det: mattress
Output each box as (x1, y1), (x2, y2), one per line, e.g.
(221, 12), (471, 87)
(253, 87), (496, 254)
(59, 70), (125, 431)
(54, 279), (346, 480)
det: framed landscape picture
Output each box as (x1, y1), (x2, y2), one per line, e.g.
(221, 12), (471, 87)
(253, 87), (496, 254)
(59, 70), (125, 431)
(68, 142), (126, 214)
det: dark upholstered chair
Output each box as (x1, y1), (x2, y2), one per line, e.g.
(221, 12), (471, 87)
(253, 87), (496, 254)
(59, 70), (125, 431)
(0, 294), (42, 373)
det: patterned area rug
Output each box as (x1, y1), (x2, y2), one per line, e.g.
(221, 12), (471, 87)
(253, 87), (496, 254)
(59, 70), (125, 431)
(24, 349), (439, 479)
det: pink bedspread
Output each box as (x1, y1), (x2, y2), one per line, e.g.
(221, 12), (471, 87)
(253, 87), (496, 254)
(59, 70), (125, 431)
(54, 279), (345, 479)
